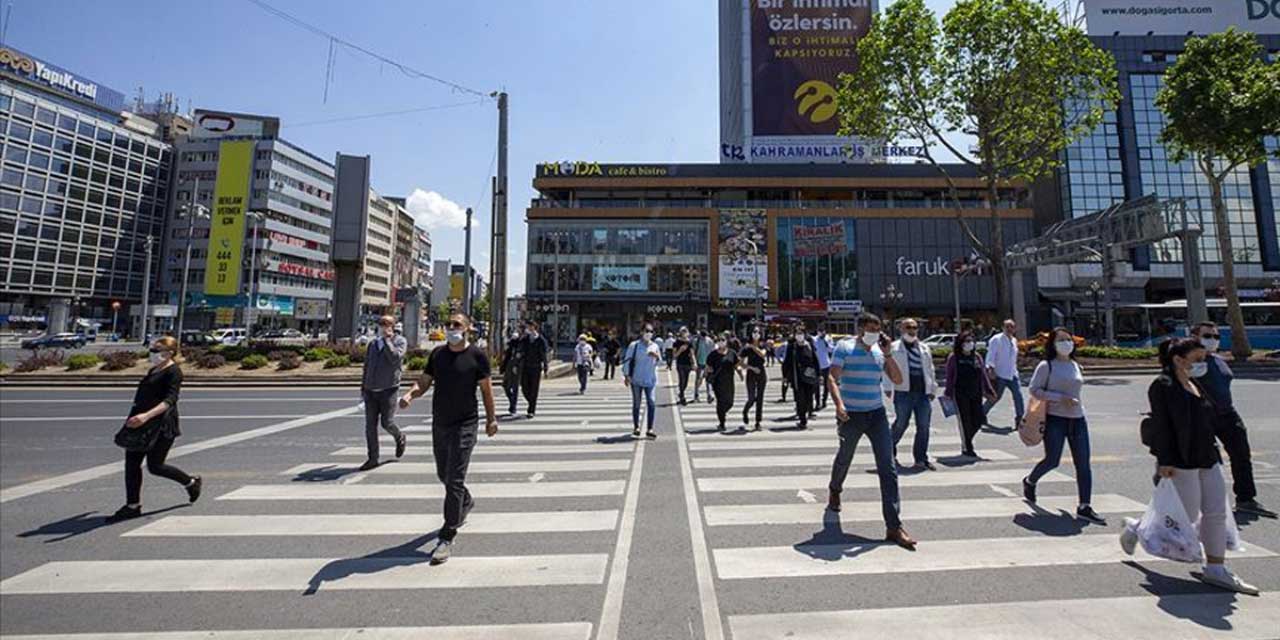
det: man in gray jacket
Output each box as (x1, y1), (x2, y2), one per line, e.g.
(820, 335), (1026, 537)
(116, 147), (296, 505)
(360, 314), (408, 470)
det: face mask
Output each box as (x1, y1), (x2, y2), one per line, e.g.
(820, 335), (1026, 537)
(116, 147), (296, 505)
(861, 332), (880, 347)
(902, 333), (917, 344)
(643, 331), (654, 342)
(1200, 338), (1219, 353)
(1189, 361), (1209, 378)
(149, 351), (168, 366)
(716, 341), (727, 350)
(1055, 341), (1074, 356)
(446, 330), (464, 345)
(962, 341), (975, 353)
(752, 332), (761, 340)
(795, 333), (805, 343)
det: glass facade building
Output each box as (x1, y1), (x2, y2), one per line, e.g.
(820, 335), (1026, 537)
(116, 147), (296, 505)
(775, 216), (858, 303)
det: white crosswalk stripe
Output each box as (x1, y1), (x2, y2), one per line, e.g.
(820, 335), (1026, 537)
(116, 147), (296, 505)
(702, 494), (1146, 526)
(698, 468), (1066, 492)
(336, 444), (631, 457)
(0, 624), (595, 640)
(219, 481), (626, 500)
(122, 511), (621, 536)
(283, 459), (630, 475)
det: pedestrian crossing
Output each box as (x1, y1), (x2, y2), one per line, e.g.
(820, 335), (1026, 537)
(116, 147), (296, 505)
(0, 375), (648, 639)
(670, 363), (1280, 639)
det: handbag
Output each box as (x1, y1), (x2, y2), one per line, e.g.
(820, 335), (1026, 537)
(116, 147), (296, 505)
(938, 395), (957, 418)
(1017, 361), (1051, 447)
(114, 418), (162, 452)
(801, 365), (820, 386)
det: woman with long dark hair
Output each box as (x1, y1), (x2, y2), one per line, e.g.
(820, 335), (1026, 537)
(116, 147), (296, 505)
(1121, 338), (1259, 594)
(107, 335), (201, 523)
(740, 331), (769, 431)
(1022, 328), (1104, 524)
(943, 330), (995, 458)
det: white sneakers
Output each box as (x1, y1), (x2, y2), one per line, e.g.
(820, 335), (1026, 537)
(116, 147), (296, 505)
(430, 540), (452, 565)
(1119, 521), (1138, 556)
(1198, 564), (1260, 596)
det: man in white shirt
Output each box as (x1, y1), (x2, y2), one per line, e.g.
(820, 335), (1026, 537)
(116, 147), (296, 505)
(983, 319), (1024, 427)
(813, 326), (835, 409)
(887, 318), (939, 470)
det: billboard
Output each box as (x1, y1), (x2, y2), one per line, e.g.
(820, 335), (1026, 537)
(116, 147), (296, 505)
(717, 208), (769, 300)
(203, 140), (254, 296)
(0, 46), (126, 112)
(793, 220), (847, 257)
(592, 266), (649, 292)
(1084, 0), (1280, 35)
(191, 109), (281, 139)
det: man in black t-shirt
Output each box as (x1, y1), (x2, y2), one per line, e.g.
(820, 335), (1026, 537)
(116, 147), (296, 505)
(673, 327), (694, 405)
(516, 319), (549, 418)
(400, 313), (498, 565)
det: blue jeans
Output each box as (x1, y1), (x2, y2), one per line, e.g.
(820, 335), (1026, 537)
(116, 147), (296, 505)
(891, 391), (933, 464)
(983, 376), (1024, 423)
(1028, 415), (1092, 504)
(631, 383), (656, 430)
(828, 407), (902, 530)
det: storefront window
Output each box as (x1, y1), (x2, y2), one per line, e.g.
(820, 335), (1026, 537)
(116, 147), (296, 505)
(776, 216), (858, 303)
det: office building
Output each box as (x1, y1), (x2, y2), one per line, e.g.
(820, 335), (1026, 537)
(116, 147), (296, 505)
(0, 45), (171, 334)
(359, 191), (396, 317)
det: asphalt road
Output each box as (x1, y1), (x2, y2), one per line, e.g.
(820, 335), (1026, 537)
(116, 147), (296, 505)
(1, 364), (1278, 639)
(0, 340), (147, 366)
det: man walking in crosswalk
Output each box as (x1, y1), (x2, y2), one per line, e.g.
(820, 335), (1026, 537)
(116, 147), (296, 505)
(400, 313), (499, 565)
(826, 313), (916, 550)
(623, 323), (663, 439)
(359, 314), (408, 471)
(517, 319), (550, 418)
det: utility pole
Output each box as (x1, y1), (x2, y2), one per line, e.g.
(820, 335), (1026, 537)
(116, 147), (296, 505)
(490, 92), (509, 347)
(140, 235), (154, 342)
(176, 177), (207, 336)
(552, 231), (560, 360)
(463, 207), (473, 318)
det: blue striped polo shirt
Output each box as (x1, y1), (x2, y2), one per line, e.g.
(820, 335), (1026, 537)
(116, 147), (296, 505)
(833, 338), (886, 412)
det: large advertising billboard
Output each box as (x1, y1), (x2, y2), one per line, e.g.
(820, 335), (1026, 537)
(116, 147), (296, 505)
(191, 110), (281, 139)
(203, 140), (254, 297)
(717, 209), (769, 300)
(1084, 0), (1280, 35)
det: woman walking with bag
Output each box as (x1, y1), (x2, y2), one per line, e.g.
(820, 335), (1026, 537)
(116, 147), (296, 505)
(1021, 328), (1105, 524)
(107, 336), (200, 523)
(943, 331), (995, 458)
(1121, 338), (1259, 594)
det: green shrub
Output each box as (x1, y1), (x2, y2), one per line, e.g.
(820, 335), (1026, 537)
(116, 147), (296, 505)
(65, 354), (102, 371)
(240, 354), (269, 370)
(218, 345), (250, 362)
(406, 356), (429, 371)
(304, 347), (335, 362)
(1077, 346), (1158, 360)
(277, 353), (302, 371)
(406, 348), (429, 360)
(333, 342), (367, 363)
(252, 341), (307, 357)
(181, 346), (207, 362)
(195, 353), (227, 369)
(0, 361), (8, 372)
(101, 350), (139, 371)
(323, 355), (351, 369)
(14, 350), (64, 372)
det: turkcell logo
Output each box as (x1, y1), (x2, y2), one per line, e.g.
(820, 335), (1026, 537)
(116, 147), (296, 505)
(1247, 0), (1280, 19)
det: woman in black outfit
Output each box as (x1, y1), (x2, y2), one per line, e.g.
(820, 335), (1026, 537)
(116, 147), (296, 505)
(706, 334), (742, 432)
(782, 326), (819, 429)
(107, 335), (201, 523)
(943, 330), (996, 458)
(602, 330), (622, 380)
(740, 332), (768, 431)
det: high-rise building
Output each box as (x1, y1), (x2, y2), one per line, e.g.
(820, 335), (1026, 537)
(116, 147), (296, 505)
(360, 191), (396, 317)
(0, 45), (172, 335)
(164, 110), (335, 333)
(392, 199), (416, 295)
(413, 225), (432, 298)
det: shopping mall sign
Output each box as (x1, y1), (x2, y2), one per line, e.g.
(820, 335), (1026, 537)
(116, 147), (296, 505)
(0, 46), (125, 112)
(1083, 0), (1280, 35)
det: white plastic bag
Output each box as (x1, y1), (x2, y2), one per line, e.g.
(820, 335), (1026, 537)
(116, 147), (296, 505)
(1131, 479), (1204, 563)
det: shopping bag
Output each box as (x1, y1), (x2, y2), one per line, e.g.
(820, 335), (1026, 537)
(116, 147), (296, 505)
(1131, 479), (1204, 563)
(938, 396), (957, 418)
(1018, 396), (1048, 447)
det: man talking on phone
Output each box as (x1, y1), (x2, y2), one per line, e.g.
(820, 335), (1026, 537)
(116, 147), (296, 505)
(358, 315), (408, 471)
(400, 313), (499, 565)
(826, 313), (916, 550)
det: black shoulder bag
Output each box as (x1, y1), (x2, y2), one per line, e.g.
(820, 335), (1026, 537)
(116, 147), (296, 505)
(114, 415), (163, 452)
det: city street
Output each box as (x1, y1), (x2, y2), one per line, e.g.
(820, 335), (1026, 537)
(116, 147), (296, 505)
(1, 365), (1279, 639)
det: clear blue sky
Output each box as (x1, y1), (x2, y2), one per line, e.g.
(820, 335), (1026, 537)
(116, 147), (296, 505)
(8, 0), (958, 296)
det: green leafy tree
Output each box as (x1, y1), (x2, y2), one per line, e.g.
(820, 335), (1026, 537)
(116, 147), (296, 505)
(1157, 28), (1280, 358)
(836, 0), (1119, 318)
(434, 301), (451, 325)
(472, 291), (491, 324)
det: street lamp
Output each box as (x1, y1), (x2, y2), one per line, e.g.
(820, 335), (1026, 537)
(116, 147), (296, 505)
(879, 283), (904, 334)
(244, 211), (269, 333)
(745, 239), (764, 325)
(175, 179), (210, 337)
(111, 300), (121, 340)
(1089, 280), (1102, 344)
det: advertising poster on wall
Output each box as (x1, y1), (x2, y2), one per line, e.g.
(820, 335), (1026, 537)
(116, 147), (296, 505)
(203, 140), (254, 296)
(592, 266), (649, 292)
(793, 220), (847, 257)
(1083, 0), (1280, 36)
(717, 209), (769, 300)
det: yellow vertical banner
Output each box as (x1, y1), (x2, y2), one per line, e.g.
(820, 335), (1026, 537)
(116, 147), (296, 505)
(204, 140), (254, 296)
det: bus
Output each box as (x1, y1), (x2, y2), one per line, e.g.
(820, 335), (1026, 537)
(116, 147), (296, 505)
(1114, 299), (1280, 350)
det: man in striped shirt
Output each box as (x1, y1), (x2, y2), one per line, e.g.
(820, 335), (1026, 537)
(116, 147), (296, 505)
(827, 313), (916, 550)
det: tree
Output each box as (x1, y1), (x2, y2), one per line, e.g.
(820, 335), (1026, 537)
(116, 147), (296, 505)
(836, 0), (1119, 318)
(472, 291), (491, 324)
(1156, 28), (1280, 358)
(434, 301), (451, 325)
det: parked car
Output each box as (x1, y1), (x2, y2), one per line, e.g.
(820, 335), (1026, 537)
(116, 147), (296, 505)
(211, 327), (248, 346)
(180, 330), (220, 347)
(921, 333), (956, 348)
(21, 332), (86, 350)
(254, 328), (307, 345)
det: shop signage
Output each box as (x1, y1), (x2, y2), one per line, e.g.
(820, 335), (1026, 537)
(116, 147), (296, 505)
(725, 140), (926, 164)
(191, 110), (281, 140)
(1083, 0), (1280, 36)
(537, 162), (670, 178)
(204, 140), (254, 296)
(214, 307), (236, 325)
(718, 208), (770, 300)
(779, 299), (828, 313)
(269, 230), (320, 251)
(532, 303), (569, 314)
(646, 304), (684, 316)
(896, 256), (986, 277)
(150, 304), (177, 318)
(267, 259), (334, 281)
(252, 294), (294, 316)
(0, 314), (47, 323)
(793, 221), (847, 257)
(592, 266), (648, 292)
(828, 300), (863, 314)
(0, 46), (125, 111)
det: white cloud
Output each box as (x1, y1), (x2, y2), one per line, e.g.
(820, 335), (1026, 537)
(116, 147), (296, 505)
(405, 188), (471, 230)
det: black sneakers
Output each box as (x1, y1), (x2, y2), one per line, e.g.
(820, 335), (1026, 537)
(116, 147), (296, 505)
(358, 459), (380, 472)
(185, 476), (203, 503)
(395, 434), (407, 459)
(1022, 477), (1037, 503)
(646, 430), (657, 439)
(106, 505), (141, 523)
(1076, 505), (1107, 525)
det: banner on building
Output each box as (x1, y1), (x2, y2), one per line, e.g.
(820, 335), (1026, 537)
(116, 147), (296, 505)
(592, 266), (648, 292)
(793, 220), (847, 257)
(717, 208), (770, 300)
(449, 274), (464, 301)
(204, 140), (254, 296)
(295, 298), (329, 321)
(1083, 0), (1280, 36)
(719, 255), (768, 300)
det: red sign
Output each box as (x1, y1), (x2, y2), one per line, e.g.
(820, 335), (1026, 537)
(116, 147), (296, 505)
(779, 299), (827, 313)
(269, 231), (320, 251)
(793, 221), (846, 258)
(271, 260), (334, 281)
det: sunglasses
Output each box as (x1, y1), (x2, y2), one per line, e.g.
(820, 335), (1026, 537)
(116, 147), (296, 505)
(1200, 333), (1221, 339)
(447, 322), (466, 330)
(148, 348), (166, 354)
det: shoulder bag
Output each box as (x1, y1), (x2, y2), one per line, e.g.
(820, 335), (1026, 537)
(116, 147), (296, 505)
(114, 415), (164, 452)
(1018, 361), (1051, 447)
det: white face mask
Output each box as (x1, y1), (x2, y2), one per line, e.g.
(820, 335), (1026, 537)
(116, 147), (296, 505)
(1055, 341), (1075, 356)
(1200, 338), (1219, 353)
(962, 341), (976, 353)
(902, 333), (918, 343)
(149, 351), (169, 366)
(861, 332), (880, 347)
(716, 341), (727, 350)
(795, 333), (806, 343)
(446, 329), (464, 345)
(1189, 361), (1209, 378)
(643, 331), (654, 342)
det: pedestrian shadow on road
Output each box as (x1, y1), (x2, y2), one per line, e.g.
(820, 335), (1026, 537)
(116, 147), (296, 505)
(18, 504), (190, 543)
(1011, 503), (1090, 536)
(1124, 561), (1240, 630)
(980, 425), (1016, 436)
(1084, 378), (1133, 387)
(793, 510), (885, 562)
(303, 532), (439, 595)
(290, 464), (370, 482)
(595, 435), (639, 444)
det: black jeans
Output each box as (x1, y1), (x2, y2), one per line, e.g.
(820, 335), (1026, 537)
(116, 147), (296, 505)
(677, 365), (693, 402)
(362, 387), (403, 462)
(520, 368), (542, 415)
(743, 372), (766, 426)
(955, 393), (984, 454)
(828, 408), (902, 530)
(818, 367), (831, 407)
(125, 435), (191, 504)
(1214, 409), (1256, 502)
(577, 365), (591, 392)
(433, 421), (478, 542)
(503, 375), (519, 412)
(794, 381), (814, 426)
(715, 382), (735, 427)
(604, 357), (617, 380)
